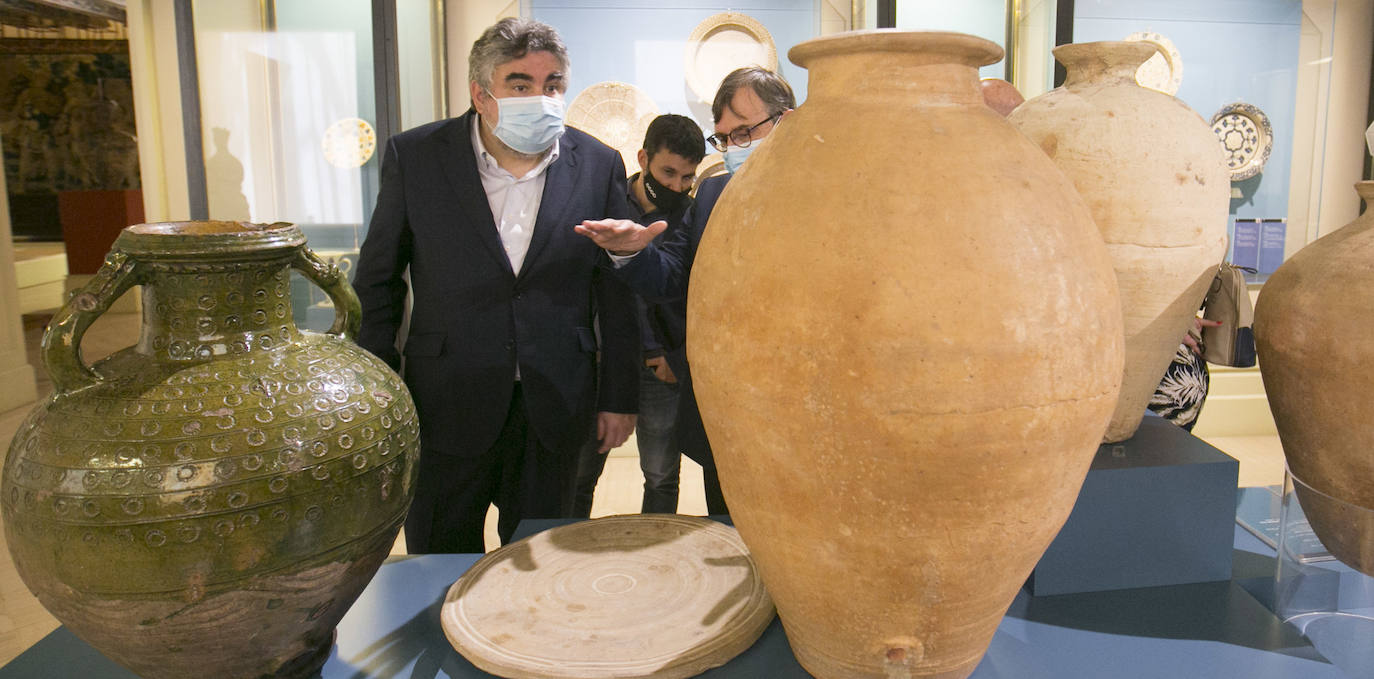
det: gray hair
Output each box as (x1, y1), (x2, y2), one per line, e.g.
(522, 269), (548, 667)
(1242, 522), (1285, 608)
(468, 18), (570, 90)
(711, 66), (795, 123)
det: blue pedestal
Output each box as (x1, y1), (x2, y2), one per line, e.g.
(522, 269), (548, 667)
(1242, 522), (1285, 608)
(1029, 415), (1240, 596)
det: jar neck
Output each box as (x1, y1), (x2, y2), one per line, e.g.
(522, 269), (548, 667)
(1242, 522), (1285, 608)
(804, 55), (984, 108)
(1055, 41), (1157, 88)
(137, 260), (300, 361)
(1356, 180), (1374, 206)
(790, 31), (1000, 110)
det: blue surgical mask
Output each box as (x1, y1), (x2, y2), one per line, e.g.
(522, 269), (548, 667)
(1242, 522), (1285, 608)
(723, 143), (755, 174)
(486, 92), (565, 154)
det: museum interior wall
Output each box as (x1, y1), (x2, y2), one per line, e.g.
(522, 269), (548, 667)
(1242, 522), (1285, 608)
(1, 0), (1371, 434)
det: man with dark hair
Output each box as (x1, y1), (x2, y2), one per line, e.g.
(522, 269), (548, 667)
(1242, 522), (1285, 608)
(352, 17), (639, 553)
(574, 67), (796, 514)
(573, 114), (705, 516)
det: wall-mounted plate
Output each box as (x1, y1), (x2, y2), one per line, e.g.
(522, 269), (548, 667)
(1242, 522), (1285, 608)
(567, 81), (660, 176)
(685, 12), (779, 104)
(1211, 102), (1273, 181)
(1125, 31), (1183, 95)
(321, 117), (376, 169)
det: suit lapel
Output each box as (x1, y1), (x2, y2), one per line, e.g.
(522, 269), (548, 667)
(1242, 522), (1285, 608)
(520, 132), (580, 280)
(436, 111), (515, 279)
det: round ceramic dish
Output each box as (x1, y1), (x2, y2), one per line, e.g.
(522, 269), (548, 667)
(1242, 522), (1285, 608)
(566, 81), (660, 176)
(1125, 31), (1183, 95)
(441, 515), (775, 679)
(684, 12), (779, 104)
(322, 117), (376, 168)
(1211, 102), (1273, 181)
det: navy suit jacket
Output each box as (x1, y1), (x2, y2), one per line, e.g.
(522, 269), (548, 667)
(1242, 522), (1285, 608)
(352, 110), (640, 457)
(615, 173), (732, 463)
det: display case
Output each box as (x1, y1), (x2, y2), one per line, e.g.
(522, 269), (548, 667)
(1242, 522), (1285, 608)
(179, 0), (446, 330)
(1275, 468), (1374, 675)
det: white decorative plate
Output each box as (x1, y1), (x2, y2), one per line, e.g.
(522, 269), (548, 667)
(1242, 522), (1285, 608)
(566, 81), (660, 176)
(442, 515), (775, 679)
(321, 117), (376, 169)
(1211, 102), (1273, 181)
(1125, 31), (1183, 95)
(684, 12), (779, 104)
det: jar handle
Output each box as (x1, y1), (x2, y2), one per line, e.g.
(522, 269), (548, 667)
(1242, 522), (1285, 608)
(42, 251), (141, 394)
(291, 247), (360, 340)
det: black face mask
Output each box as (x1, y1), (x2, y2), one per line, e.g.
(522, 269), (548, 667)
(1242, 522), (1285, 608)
(643, 167), (691, 213)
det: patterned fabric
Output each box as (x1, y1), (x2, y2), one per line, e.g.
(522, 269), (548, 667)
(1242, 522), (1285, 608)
(1148, 343), (1210, 431)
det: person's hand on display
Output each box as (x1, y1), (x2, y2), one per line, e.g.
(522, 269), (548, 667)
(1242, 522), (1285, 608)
(595, 411), (636, 454)
(575, 218), (667, 255)
(645, 356), (677, 384)
(1185, 317), (1223, 356)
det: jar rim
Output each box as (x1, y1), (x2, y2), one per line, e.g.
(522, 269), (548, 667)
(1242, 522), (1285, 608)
(115, 221), (305, 259)
(789, 30), (1003, 70)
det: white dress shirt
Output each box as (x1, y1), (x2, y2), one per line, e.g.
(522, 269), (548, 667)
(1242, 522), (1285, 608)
(470, 116), (560, 275)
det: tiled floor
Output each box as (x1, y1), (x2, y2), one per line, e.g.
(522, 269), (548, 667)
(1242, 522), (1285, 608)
(0, 312), (1283, 666)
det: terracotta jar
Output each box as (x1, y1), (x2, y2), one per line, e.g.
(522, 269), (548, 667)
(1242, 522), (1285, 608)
(1254, 182), (1374, 577)
(2, 222), (419, 678)
(687, 31), (1123, 679)
(1008, 41), (1229, 442)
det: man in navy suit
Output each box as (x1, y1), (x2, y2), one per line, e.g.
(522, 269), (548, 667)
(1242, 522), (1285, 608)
(353, 18), (639, 553)
(575, 67), (796, 515)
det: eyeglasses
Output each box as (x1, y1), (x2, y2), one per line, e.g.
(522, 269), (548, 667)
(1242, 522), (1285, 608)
(707, 114), (780, 152)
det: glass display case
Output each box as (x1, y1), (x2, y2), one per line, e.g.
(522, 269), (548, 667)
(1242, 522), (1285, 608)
(183, 0), (445, 330)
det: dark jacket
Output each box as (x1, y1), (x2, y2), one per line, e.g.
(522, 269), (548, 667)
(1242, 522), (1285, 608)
(352, 110), (640, 456)
(615, 173), (732, 463)
(626, 171), (693, 360)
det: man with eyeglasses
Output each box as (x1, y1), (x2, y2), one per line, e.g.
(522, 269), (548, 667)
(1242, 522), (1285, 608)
(353, 18), (640, 554)
(575, 66), (796, 514)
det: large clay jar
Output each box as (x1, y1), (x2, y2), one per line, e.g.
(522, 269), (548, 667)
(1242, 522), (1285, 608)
(2, 222), (419, 678)
(1254, 182), (1374, 577)
(1008, 41), (1229, 442)
(687, 31), (1123, 679)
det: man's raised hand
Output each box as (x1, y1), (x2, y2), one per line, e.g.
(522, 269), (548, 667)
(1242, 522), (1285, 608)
(574, 219), (668, 256)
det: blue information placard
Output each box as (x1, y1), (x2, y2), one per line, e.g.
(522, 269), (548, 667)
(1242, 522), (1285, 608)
(1232, 219), (1260, 268)
(1258, 219), (1287, 274)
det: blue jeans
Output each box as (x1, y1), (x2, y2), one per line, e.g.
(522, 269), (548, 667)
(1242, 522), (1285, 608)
(571, 365), (682, 516)
(636, 366), (682, 513)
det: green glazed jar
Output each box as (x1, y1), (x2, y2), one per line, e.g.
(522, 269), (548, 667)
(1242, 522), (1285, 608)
(2, 221), (419, 678)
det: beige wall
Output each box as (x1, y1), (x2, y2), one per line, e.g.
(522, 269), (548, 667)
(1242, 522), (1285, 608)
(0, 132), (40, 412)
(1315, 0), (1373, 237)
(444, 0), (519, 116)
(126, 0), (192, 223)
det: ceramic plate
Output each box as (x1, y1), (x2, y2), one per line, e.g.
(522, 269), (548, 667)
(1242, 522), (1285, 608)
(566, 81), (660, 176)
(441, 515), (775, 679)
(1211, 102), (1273, 181)
(321, 117), (376, 169)
(684, 12), (779, 104)
(1125, 31), (1183, 95)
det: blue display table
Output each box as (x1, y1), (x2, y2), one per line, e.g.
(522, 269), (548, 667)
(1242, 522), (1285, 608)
(0, 519), (1361, 678)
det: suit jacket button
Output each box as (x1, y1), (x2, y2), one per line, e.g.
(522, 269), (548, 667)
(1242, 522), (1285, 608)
(505, 341), (515, 350)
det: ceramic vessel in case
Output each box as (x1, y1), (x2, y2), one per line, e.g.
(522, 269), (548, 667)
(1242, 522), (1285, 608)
(1, 221), (420, 678)
(1254, 182), (1374, 577)
(1008, 41), (1229, 442)
(687, 31), (1124, 679)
